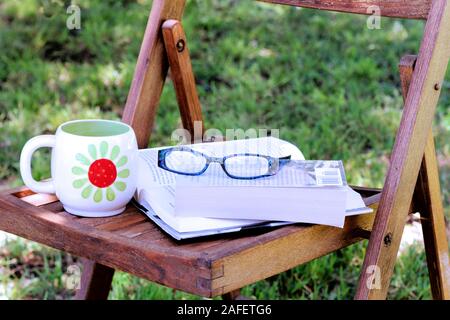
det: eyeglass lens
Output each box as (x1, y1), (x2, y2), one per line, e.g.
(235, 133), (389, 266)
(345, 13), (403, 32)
(224, 155), (270, 178)
(165, 150), (207, 174)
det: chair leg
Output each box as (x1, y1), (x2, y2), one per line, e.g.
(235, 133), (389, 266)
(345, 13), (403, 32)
(74, 258), (115, 300)
(398, 54), (450, 299)
(222, 289), (241, 300)
(221, 289), (251, 300)
(413, 134), (450, 299)
(356, 2), (450, 297)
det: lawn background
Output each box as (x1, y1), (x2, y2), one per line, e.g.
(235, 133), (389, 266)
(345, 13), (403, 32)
(0, 0), (449, 299)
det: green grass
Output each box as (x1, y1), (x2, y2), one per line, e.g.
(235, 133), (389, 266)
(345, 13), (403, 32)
(0, 0), (448, 299)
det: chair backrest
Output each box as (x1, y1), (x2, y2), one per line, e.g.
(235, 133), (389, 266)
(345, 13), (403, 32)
(257, 0), (431, 20)
(123, 0), (447, 149)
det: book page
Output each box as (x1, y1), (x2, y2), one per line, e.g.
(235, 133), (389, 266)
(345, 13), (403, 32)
(138, 137), (304, 187)
(135, 137), (371, 233)
(135, 137), (304, 233)
(176, 160), (347, 188)
(139, 149), (176, 186)
(137, 187), (265, 233)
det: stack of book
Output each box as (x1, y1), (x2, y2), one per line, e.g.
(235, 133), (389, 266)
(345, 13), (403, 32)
(134, 137), (372, 240)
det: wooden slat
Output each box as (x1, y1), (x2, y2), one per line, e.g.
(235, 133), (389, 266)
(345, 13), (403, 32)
(8, 186), (34, 198)
(208, 213), (376, 295)
(400, 55), (450, 300)
(96, 213), (148, 232)
(208, 212), (375, 261)
(77, 206), (138, 227)
(122, 0), (187, 148)
(257, 0), (431, 20)
(177, 236), (232, 253)
(117, 221), (156, 239)
(162, 19), (204, 141)
(356, 0), (450, 299)
(415, 136), (450, 299)
(20, 193), (58, 207)
(38, 201), (73, 219)
(133, 228), (168, 242)
(0, 193), (214, 297)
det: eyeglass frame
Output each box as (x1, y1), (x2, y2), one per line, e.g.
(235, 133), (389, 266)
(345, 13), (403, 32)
(157, 146), (291, 180)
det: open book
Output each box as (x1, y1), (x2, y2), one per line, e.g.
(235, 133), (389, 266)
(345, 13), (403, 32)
(134, 137), (372, 239)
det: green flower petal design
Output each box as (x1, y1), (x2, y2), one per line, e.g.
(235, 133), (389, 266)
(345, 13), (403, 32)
(72, 166), (86, 175)
(88, 144), (97, 160)
(106, 187), (115, 201)
(114, 181), (126, 191)
(74, 143), (128, 203)
(73, 178), (88, 189)
(94, 188), (103, 203)
(110, 145), (120, 161)
(116, 156), (128, 167)
(81, 185), (93, 199)
(117, 169), (130, 178)
(100, 141), (108, 158)
(75, 153), (90, 166)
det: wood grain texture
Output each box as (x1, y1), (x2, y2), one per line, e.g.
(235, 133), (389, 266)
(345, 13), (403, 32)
(117, 221), (156, 239)
(356, 0), (450, 299)
(398, 55), (418, 97)
(74, 259), (115, 300)
(0, 193), (213, 297)
(122, 0), (186, 148)
(162, 20), (204, 142)
(415, 136), (450, 299)
(209, 213), (377, 295)
(20, 193), (58, 206)
(0, 188), (377, 297)
(257, 0), (431, 19)
(400, 55), (450, 300)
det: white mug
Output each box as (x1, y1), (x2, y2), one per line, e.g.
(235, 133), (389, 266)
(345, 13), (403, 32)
(20, 119), (138, 217)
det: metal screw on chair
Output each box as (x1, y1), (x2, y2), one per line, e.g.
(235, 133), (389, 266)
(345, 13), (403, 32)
(384, 233), (393, 247)
(176, 39), (185, 52)
(434, 83), (441, 91)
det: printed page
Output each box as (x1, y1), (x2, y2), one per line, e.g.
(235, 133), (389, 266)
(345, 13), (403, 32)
(138, 137), (304, 187)
(135, 137), (304, 233)
(135, 137), (370, 233)
(139, 148), (177, 186)
(176, 160), (347, 188)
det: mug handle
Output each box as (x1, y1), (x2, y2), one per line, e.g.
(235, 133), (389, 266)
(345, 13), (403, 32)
(20, 135), (56, 194)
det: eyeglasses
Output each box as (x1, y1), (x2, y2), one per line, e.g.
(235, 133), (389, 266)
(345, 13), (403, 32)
(158, 146), (291, 180)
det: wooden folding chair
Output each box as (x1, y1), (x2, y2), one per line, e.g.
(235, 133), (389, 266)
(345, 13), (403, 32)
(0, 0), (449, 300)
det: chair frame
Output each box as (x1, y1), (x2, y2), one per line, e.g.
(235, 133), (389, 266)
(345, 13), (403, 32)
(122, 0), (450, 299)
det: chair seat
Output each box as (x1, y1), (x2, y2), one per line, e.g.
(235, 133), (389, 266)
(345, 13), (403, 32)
(0, 186), (380, 297)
